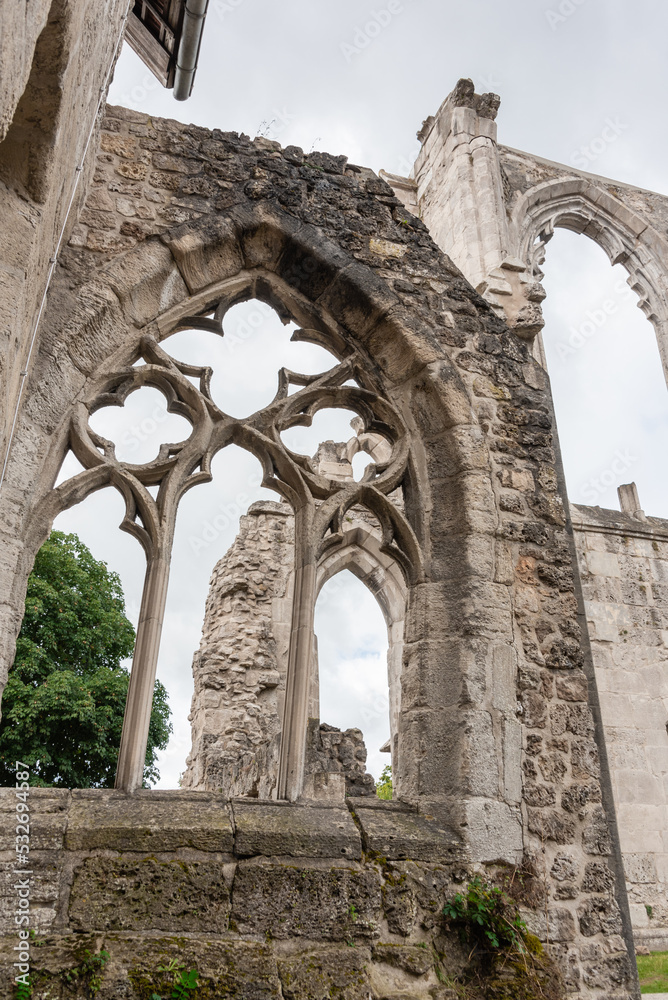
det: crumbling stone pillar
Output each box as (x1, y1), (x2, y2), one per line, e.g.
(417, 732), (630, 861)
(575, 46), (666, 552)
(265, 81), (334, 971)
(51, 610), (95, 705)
(183, 500), (293, 797)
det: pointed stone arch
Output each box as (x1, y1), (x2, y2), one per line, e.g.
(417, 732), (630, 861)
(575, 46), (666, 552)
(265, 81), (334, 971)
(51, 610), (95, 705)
(315, 521), (408, 772)
(0, 195), (500, 820)
(0, 94), (648, 989)
(509, 175), (668, 381)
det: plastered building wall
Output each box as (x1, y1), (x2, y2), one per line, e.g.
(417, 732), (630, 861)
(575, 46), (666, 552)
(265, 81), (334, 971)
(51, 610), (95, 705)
(0, 0), (129, 494)
(572, 504), (668, 950)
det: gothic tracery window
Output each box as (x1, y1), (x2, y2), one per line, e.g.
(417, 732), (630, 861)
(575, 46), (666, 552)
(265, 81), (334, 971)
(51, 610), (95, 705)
(50, 282), (421, 798)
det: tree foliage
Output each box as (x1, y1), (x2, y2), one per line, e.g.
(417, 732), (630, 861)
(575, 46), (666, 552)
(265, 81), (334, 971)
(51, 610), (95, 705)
(376, 763), (392, 800)
(0, 531), (172, 787)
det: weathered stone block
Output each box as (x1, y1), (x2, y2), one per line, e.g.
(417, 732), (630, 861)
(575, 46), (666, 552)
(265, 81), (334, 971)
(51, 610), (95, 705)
(623, 852), (657, 884)
(348, 799), (462, 862)
(555, 671), (589, 702)
(66, 789), (234, 853)
(399, 638), (464, 711)
(582, 806), (613, 855)
(160, 214), (244, 291)
(278, 947), (373, 1000)
(0, 860), (62, 934)
(381, 868), (418, 937)
(550, 853), (579, 884)
(0, 933), (108, 1000)
(581, 948), (632, 990)
(581, 861), (615, 892)
(372, 942), (434, 975)
(522, 906), (576, 943)
(464, 797), (522, 864)
(232, 801), (361, 859)
(101, 237), (189, 324)
(230, 861), (382, 940)
(40, 934), (284, 1000)
(69, 856), (230, 932)
(561, 782), (601, 815)
(571, 739), (600, 780)
(577, 894), (623, 937)
(123, 937), (282, 1000)
(527, 808), (575, 845)
(0, 787), (70, 851)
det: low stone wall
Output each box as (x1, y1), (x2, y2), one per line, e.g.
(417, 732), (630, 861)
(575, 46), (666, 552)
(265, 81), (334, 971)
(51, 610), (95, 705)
(0, 789), (626, 999)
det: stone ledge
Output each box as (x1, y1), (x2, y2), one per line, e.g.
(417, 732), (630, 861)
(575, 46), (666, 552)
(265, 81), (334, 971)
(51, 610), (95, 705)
(347, 798), (463, 862)
(232, 800), (361, 859)
(0, 788), (467, 862)
(65, 789), (234, 853)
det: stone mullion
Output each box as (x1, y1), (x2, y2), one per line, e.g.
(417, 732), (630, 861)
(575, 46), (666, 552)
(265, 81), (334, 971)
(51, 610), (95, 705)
(115, 543), (172, 792)
(276, 503), (317, 801)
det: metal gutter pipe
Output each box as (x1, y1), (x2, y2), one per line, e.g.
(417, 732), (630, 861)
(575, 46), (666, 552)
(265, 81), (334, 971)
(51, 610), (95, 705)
(173, 0), (209, 101)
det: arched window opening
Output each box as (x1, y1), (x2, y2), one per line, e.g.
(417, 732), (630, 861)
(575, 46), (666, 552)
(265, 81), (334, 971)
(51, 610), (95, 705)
(313, 569), (390, 794)
(17, 277), (419, 800)
(50, 483), (179, 790)
(53, 487), (146, 626)
(0, 486), (165, 789)
(47, 439), (274, 790)
(541, 230), (668, 517)
(150, 443), (271, 788)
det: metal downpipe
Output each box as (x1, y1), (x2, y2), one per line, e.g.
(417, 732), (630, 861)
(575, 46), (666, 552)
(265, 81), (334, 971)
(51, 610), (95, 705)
(173, 0), (209, 101)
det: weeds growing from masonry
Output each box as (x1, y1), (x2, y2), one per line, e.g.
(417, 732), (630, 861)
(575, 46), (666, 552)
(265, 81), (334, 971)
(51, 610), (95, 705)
(442, 876), (563, 1000)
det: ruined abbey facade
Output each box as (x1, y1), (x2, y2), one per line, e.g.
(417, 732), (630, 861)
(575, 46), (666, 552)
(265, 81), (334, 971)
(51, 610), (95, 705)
(2, 5), (668, 998)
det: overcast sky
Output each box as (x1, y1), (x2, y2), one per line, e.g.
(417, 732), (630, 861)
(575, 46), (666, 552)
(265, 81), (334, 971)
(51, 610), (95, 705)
(55, 0), (668, 787)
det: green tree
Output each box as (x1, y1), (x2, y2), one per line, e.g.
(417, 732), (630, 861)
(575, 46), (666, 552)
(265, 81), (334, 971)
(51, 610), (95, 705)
(0, 531), (172, 787)
(376, 764), (392, 800)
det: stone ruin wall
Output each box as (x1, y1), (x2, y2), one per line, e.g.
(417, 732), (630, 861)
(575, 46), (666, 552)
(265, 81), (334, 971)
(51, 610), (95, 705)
(383, 78), (668, 370)
(380, 78), (668, 954)
(0, 787), (481, 1000)
(0, 91), (650, 998)
(182, 500), (294, 798)
(186, 470), (668, 950)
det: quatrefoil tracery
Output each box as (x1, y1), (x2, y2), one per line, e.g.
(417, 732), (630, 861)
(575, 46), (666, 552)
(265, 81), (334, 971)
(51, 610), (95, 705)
(60, 299), (421, 582)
